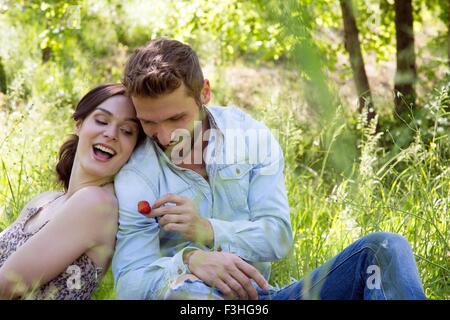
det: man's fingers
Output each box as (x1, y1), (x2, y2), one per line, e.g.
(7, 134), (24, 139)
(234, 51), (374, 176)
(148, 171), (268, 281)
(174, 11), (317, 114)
(228, 268), (258, 300)
(236, 259), (269, 290)
(162, 223), (184, 233)
(213, 279), (237, 300)
(149, 205), (184, 218)
(158, 214), (187, 227)
(153, 194), (186, 209)
(222, 274), (250, 300)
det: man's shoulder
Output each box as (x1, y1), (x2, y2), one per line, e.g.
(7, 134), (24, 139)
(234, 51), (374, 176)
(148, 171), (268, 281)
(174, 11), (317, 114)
(208, 105), (264, 130)
(119, 138), (158, 170)
(115, 138), (162, 185)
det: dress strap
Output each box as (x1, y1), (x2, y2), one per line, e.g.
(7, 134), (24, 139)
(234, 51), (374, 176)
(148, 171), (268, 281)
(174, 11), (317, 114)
(21, 191), (66, 235)
(40, 191), (66, 210)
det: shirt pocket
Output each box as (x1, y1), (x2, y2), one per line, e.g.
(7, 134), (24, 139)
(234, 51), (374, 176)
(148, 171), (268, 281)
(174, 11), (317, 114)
(217, 164), (253, 211)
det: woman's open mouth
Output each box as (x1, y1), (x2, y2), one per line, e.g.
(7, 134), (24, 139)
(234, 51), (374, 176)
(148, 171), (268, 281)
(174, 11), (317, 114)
(92, 143), (117, 162)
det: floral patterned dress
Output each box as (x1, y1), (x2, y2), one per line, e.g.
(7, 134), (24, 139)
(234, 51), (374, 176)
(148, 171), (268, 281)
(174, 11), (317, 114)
(0, 199), (103, 299)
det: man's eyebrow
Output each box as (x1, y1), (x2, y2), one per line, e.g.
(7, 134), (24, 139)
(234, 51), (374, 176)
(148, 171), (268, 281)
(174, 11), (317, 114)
(170, 112), (186, 119)
(137, 117), (157, 124)
(138, 112), (185, 123)
(96, 107), (139, 124)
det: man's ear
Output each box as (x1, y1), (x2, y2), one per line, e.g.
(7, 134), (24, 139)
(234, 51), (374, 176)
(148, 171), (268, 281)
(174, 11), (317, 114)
(201, 79), (211, 105)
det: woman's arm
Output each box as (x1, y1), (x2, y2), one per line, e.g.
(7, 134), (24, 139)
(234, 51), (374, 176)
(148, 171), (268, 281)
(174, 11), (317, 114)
(0, 186), (118, 299)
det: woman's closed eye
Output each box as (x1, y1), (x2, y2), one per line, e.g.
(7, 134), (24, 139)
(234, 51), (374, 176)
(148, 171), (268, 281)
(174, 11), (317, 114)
(95, 116), (135, 136)
(120, 127), (134, 135)
(95, 119), (108, 125)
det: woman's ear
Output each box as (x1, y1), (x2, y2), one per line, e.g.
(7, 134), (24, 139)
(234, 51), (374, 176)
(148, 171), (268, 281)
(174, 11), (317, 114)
(75, 120), (82, 135)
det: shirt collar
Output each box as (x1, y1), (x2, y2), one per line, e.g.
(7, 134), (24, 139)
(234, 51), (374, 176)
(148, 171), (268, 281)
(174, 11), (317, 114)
(204, 106), (224, 135)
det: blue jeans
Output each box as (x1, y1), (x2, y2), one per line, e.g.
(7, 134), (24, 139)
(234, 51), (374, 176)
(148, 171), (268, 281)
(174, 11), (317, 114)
(165, 232), (426, 300)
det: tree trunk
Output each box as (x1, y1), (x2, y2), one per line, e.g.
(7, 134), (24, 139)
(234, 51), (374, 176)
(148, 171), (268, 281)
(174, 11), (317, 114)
(448, 0), (450, 70)
(394, 0), (417, 115)
(0, 57), (6, 94)
(42, 47), (52, 63)
(339, 0), (376, 122)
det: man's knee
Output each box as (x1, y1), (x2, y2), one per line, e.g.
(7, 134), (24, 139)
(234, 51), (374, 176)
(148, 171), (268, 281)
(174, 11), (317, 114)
(362, 232), (411, 253)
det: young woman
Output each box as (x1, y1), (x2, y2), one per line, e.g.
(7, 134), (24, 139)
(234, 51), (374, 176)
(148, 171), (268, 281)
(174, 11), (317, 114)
(0, 83), (145, 299)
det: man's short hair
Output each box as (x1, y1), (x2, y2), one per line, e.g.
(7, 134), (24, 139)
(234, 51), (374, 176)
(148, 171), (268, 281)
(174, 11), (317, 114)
(123, 38), (204, 107)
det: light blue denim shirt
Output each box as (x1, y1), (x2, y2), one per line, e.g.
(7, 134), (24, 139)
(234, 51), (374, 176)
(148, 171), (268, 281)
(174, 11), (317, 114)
(112, 106), (292, 299)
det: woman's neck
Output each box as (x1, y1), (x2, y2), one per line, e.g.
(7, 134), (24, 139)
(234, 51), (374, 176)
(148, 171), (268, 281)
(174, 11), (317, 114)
(65, 161), (112, 198)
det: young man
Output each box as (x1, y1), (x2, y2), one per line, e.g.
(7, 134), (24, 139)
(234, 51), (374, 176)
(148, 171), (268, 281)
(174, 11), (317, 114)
(112, 38), (426, 300)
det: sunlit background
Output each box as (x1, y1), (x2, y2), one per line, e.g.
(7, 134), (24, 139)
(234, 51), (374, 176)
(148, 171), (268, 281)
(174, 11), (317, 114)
(0, 0), (448, 299)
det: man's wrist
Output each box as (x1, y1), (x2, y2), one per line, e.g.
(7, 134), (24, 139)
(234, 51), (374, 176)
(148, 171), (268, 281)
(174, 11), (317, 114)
(183, 248), (200, 263)
(199, 218), (214, 248)
(183, 249), (200, 272)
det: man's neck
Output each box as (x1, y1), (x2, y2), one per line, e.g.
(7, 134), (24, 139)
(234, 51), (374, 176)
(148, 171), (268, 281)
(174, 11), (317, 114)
(176, 109), (210, 175)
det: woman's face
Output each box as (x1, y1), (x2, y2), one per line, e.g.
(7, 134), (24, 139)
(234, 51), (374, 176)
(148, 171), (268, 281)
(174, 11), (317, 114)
(75, 95), (139, 179)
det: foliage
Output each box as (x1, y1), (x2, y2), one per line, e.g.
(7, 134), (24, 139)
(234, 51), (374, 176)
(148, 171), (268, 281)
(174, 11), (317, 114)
(0, 0), (448, 300)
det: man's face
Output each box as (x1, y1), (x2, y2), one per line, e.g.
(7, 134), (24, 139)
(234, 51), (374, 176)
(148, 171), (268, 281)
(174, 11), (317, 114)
(132, 82), (210, 155)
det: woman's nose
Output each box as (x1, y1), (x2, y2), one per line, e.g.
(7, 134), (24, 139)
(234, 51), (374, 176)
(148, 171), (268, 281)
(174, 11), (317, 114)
(103, 125), (118, 140)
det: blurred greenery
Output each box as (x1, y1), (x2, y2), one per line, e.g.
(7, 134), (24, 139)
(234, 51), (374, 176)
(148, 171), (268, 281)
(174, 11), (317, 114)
(0, 0), (448, 299)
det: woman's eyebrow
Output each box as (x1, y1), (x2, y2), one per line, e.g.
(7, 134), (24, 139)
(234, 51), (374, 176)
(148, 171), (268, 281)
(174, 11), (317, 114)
(96, 107), (139, 124)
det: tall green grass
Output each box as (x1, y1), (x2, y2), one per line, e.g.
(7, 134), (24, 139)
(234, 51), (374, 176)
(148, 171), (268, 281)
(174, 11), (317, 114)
(0, 4), (449, 297)
(263, 82), (449, 300)
(1, 65), (448, 299)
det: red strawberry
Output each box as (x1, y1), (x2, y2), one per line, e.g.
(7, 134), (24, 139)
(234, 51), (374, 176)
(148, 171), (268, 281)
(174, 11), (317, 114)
(137, 200), (152, 214)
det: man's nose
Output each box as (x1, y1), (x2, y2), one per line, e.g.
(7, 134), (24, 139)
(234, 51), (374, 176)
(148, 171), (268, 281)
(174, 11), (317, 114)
(155, 126), (173, 147)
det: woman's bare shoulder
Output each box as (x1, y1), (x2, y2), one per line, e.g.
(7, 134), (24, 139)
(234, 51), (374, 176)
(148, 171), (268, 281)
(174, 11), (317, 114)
(65, 185), (118, 245)
(68, 185), (118, 218)
(31, 191), (64, 206)
(18, 191), (64, 218)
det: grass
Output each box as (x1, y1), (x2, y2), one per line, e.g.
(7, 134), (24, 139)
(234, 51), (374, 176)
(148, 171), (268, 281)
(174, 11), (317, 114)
(0, 2), (448, 297)
(1, 64), (448, 300)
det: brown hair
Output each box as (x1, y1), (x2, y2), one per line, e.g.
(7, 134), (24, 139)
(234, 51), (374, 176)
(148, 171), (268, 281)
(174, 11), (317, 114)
(56, 83), (145, 190)
(123, 38), (204, 107)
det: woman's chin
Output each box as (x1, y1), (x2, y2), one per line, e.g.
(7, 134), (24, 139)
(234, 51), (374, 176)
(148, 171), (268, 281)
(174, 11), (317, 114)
(82, 162), (118, 181)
